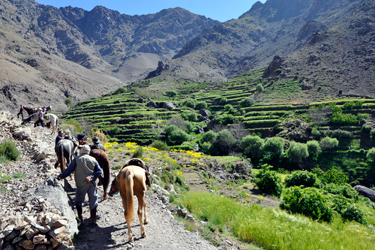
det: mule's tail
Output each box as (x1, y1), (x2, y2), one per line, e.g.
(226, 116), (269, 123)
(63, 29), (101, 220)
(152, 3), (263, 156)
(55, 117), (58, 134)
(102, 155), (110, 194)
(59, 143), (66, 172)
(125, 169), (135, 221)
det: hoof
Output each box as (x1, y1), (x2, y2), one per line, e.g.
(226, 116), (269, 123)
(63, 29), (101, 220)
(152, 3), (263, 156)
(144, 220), (148, 224)
(141, 232), (146, 238)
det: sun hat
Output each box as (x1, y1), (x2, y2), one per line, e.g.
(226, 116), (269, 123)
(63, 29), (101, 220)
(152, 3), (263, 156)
(77, 134), (86, 141)
(92, 137), (100, 144)
(80, 145), (91, 155)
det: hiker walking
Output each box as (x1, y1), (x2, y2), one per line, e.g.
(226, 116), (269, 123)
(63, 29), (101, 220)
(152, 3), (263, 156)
(17, 105), (24, 119)
(34, 108), (45, 127)
(57, 145), (103, 226)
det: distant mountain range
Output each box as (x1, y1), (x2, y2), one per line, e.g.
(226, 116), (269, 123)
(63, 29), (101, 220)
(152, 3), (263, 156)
(0, 0), (374, 111)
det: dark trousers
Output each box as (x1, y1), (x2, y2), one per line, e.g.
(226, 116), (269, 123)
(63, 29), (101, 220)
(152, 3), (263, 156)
(17, 112), (24, 119)
(34, 119), (45, 127)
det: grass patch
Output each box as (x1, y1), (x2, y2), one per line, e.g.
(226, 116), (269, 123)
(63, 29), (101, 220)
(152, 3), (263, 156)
(181, 192), (375, 250)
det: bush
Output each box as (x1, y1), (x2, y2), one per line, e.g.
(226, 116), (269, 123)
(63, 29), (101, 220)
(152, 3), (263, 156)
(169, 129), (191, 145)
(254, 168), (283, 198)
(166, 116), (187, 130)
(319, 169), (349, 185)
(219, 98), (228, 105)
(132, 146), (143, 158)
(286, 142), (309, 163)
(256, 84), (264, 92)
(182, 99), (197, 109)
(0, 140), (20, 161)
(239, 97), (255, 108)
(240, 135), (264, 159)
(263, 137), (284, 160)
(320, 136), (339, 151)
(322, 129), (352, 139)
(112, 86), (127, 95)
(311, 129), (321, 139)
(65, 97), (73, 107)
(150, 140), (169, 151)
(366, 147), (375, 163)
(201, 130), (217, 143)
(164, 125), (179, 136)
(187, 113), (198, 122)
(342, 102), (355, 110)
(212, 130), (237, 155)
(340, 203), (365, 223)
(361, 124), (372, 134)
(201, 142), (217, 155)
(280, 187), (333, 222)
(324, 183), (358, 200)
(185, 122), (194, 132)
(164, 90), (177, 97)
(216, 114), (237, 125)
(196, 101), (208, 110)
(371, 130), (375, 139)
(285, 171), (318, 188)
(224, 104), (233, 111)
(307, 140), (322, 157)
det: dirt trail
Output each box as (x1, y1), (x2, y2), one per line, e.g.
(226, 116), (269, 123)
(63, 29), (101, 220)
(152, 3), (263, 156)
(72, 187), (217, 250)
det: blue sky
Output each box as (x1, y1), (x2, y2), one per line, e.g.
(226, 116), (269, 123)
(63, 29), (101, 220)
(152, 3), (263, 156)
(36, 0), (266, 22)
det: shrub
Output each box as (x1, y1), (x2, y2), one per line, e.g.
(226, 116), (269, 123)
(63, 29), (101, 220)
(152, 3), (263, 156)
(219, 98), (228, 105)
(342, 102), (355, 110)
(65, 97), (73, 107)
(132, 146), (143, 158)
(216, 114), (237, 125)
(307, 140), (322, 157)
(0, 140), (20, 161)
(322, 129), (352, 139)
(169, 130), (191, 145)
(285, 171), (318, 188)
(164, 90), (177, 97)
(371, 130), (375, 139)
(324, 183), (358, 200)
(320, 169), (349, 185)
(196, 101), (208, 110)
(263, 137), (284, 160)
(182, 99), (197, 109)
(185, 122), (194, 132)
(286, 142), (309, 163)
(112, 86), (127, 95)
(355, 101), (364, 109)
(366, 147), (375, 163)
(340, 203), (365, 223)
(212, 130), (237, 155)
(275, 69), (282, 74)
(311, 129), (321, 139)
(201, 130), (217, 143)
(187, 113), (198, 122)
(254, 168), (283, 198)
(240, 135), (264, 159)
(164, 125), (179, 136)
(256, 84), (264, 92)
(239, 97), (255, 108)
(320, 136), (338, 151)
(224, 104), (233, 111)
(150, 140), (169, 151)
(361, 124), (372, 134)
(166, 116), (187, 130)
(280, 187), (333, 222)
(201, 142), (217, 155)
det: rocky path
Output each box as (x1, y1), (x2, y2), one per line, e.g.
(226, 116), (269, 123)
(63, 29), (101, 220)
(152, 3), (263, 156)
(0, 111), (218, 250)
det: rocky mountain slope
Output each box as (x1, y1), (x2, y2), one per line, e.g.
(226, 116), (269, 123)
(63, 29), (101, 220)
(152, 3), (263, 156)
(162, 0), (375, 100)
(0, 0), (219, 111)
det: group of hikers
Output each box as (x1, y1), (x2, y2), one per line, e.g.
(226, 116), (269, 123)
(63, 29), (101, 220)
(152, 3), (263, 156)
(55, 131), (106, 226)
(17, 104), (49, 127)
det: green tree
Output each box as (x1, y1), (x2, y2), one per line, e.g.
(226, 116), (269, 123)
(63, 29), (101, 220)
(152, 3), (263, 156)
(212, 129), (237, 155)
(182, 99), (197, 109)
(254, 167), (283, 198)
(165, 90), (177, 97)
(239, 97), (255, 107)
(169, 129), (191, 145)
(320, 136), (339, 151)
(263, 137), (284, 160)
(65, 97), (73, 107)
(201, 130), (217, 143)
(256, 84), (264, 92)
(285, 171), (317, 188)
(286, 142), (309, 163)
(240, 135), (264, 159)
(307, 140), (322, 157)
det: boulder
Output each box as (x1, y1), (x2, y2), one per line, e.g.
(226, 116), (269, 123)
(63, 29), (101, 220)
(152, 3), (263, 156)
(354, 185), (375, 202)
(195, 126), (204, 134)
(146, 100), (158, 108)
(33, 178), (78, 236)
(199, 109), (209, 117)
(206, 119), (215, 130)
(163, 102), (175, 110)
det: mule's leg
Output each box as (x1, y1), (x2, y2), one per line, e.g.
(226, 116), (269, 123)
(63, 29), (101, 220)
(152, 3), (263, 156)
(137, 193), (147, 238)
(121, 195), (133, 242)
(143, 196), (148, 224)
